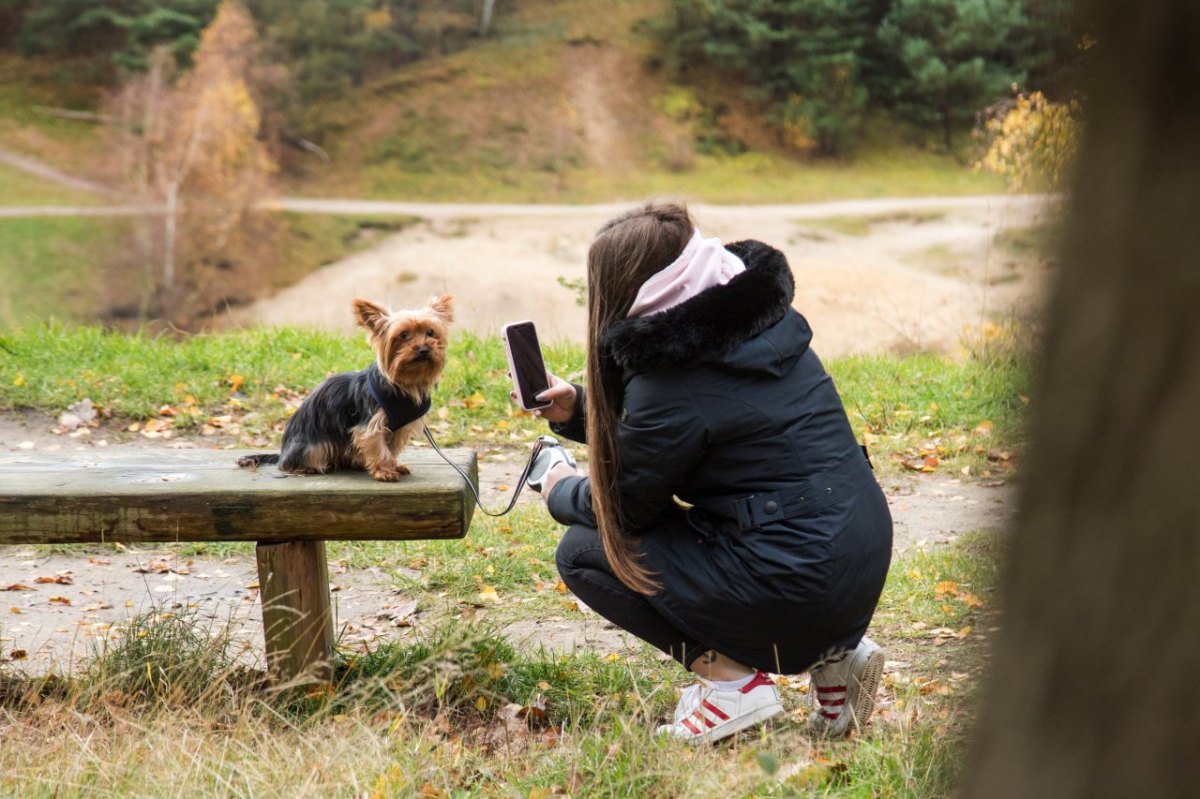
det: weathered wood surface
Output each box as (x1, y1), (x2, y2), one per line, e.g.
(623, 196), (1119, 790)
(257, 540), (335, 687)
(0, 448), (477, 544)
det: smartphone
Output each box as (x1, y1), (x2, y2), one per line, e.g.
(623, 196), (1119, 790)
(502, 321), (553, 411)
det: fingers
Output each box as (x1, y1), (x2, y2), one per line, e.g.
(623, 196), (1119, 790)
(535, 382), (575, 402)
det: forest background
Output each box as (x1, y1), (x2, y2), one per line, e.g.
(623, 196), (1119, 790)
(0, 0), (1081, 327)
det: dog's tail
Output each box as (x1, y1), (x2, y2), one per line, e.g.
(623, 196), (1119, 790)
(237, 453), (280, 470)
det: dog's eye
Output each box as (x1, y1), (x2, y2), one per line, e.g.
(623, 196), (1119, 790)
(399, 331), (410, 340)
(426, 329), (436, 338)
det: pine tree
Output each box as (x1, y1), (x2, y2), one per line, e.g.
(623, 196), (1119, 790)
(876, 0), (1027, 149)
(668, 0), (872, 156)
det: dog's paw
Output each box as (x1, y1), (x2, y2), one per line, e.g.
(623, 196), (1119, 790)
(370, 464), (409, 482)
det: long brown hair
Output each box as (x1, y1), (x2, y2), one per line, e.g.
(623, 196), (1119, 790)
(586, 202), (694, 596)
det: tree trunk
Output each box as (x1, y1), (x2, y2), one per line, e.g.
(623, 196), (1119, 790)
(163, 186), (178, 290)
(963, 1), (1200, 796)
(480, 0), (496, 36)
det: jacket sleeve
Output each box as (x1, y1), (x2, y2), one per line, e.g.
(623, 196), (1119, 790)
(548, 383), (587, 444)
(613, 380), (709, 531)
(545, 473), (595, 527)
(545, 375), (708, 533)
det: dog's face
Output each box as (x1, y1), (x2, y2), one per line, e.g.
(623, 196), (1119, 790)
(353, 295), (454, 389)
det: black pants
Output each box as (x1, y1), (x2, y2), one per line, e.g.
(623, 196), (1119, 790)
(556, 524), (705, 668)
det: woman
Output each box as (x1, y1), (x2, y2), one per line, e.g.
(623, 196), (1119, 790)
(527, 202), (893, 743)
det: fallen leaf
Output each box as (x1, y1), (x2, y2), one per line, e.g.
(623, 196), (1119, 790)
(475, 696), (488, 712)
(7, 649), (27, 660)
(960, 592), (984, 608)
(13, 373), (25, 387)
(478, 585), (500, 603)
(1, 584), (34, 591)
(554, 580), (569, 594)
(973, 420), (994, 437)
(934, 580), (958, 597)
(462, 391), (487, 409)
(49, 596), (71, 606)
(228, 374), (245, 392)
(35, 574), (73, 586)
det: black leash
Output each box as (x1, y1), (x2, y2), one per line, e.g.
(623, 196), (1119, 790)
(422, 426), (550, 517)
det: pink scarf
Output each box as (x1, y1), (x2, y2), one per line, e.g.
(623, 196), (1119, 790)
(627, 228), (746, 318)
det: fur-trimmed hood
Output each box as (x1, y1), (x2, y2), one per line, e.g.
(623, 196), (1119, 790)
(599, 240), (810, 375)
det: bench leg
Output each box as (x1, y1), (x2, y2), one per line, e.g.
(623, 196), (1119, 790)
(256, 540), (334, 688)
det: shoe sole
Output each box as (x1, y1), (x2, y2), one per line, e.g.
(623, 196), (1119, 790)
(689, 701), (785, 745)
(845, 645), (884, 735)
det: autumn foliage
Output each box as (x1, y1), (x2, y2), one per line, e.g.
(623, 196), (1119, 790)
(976, 91), (1081, 192)
(105, 1), (282, 327)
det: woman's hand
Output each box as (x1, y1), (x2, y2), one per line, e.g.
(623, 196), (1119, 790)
(511, 372), (577, 424)
(540, 460), (578, 498)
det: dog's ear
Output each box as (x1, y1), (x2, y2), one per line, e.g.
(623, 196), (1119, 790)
(352, 299), (389, 332)
(428, 294), (454, 324)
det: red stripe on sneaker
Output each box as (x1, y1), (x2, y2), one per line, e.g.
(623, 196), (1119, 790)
(692, 710), (716, 729)
(821, 711), (841, 720)
(819, 698), (846, 707)
(817, 685), (847, 693)
(739, 672), (775, 694)
(681, 718), (702, 735)
(702, 701), (731, 721)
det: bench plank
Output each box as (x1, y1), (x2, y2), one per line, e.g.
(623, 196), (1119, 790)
(0, 448), (477, 544)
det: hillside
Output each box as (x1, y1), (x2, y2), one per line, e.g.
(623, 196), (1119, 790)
(0, 0), (1000, 205)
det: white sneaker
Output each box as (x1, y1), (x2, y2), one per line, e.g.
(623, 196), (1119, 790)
(657, 672), (784, 744)
(807, 636), (884, 737)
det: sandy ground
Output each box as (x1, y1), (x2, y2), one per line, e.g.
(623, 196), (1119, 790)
(0, 410), (1014, 670)
(232, 195), (1051, 357)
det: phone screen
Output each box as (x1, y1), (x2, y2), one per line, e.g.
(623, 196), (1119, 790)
(504, 322), (552, 410)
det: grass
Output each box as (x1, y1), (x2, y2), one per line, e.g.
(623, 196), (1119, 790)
(0, 215), (128, 327)
(0, 326), (1027, 476)
(0, 212), (420, 329)
(273, 212), (423, 290)
(0, 533), (1001, 798)
(828, 352), (1028, 477)
(993, 221), (1059, 262)
(0, 54), (107, 177)
(799, 210), (950, 239)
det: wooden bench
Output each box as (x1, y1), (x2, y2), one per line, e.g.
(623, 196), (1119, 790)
(0, 447), (477, 686)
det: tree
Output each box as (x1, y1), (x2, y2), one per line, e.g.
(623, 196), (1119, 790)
(876, 0), (1027, 149)
(667, 0), (872, 156)
(108, 0), (278, 323)
(976, 90), (1081, 192)
(15, 0), (219, 71)
(963, 0), (1200, 795)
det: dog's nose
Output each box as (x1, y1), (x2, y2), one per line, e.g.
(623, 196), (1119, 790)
(416, 346), (431, 358)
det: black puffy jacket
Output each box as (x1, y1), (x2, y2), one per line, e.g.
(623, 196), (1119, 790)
(546, 240), (893, 672)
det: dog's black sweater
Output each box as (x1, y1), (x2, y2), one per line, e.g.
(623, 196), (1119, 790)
(237, 363), (429, 470)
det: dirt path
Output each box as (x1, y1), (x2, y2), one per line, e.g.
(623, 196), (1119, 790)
(0, 147), (120, 197)
(0, 411), (1013, 670)
(232, 195), (1051, 356)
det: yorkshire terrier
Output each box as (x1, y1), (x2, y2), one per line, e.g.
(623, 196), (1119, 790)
(238, 294), (453, 481)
